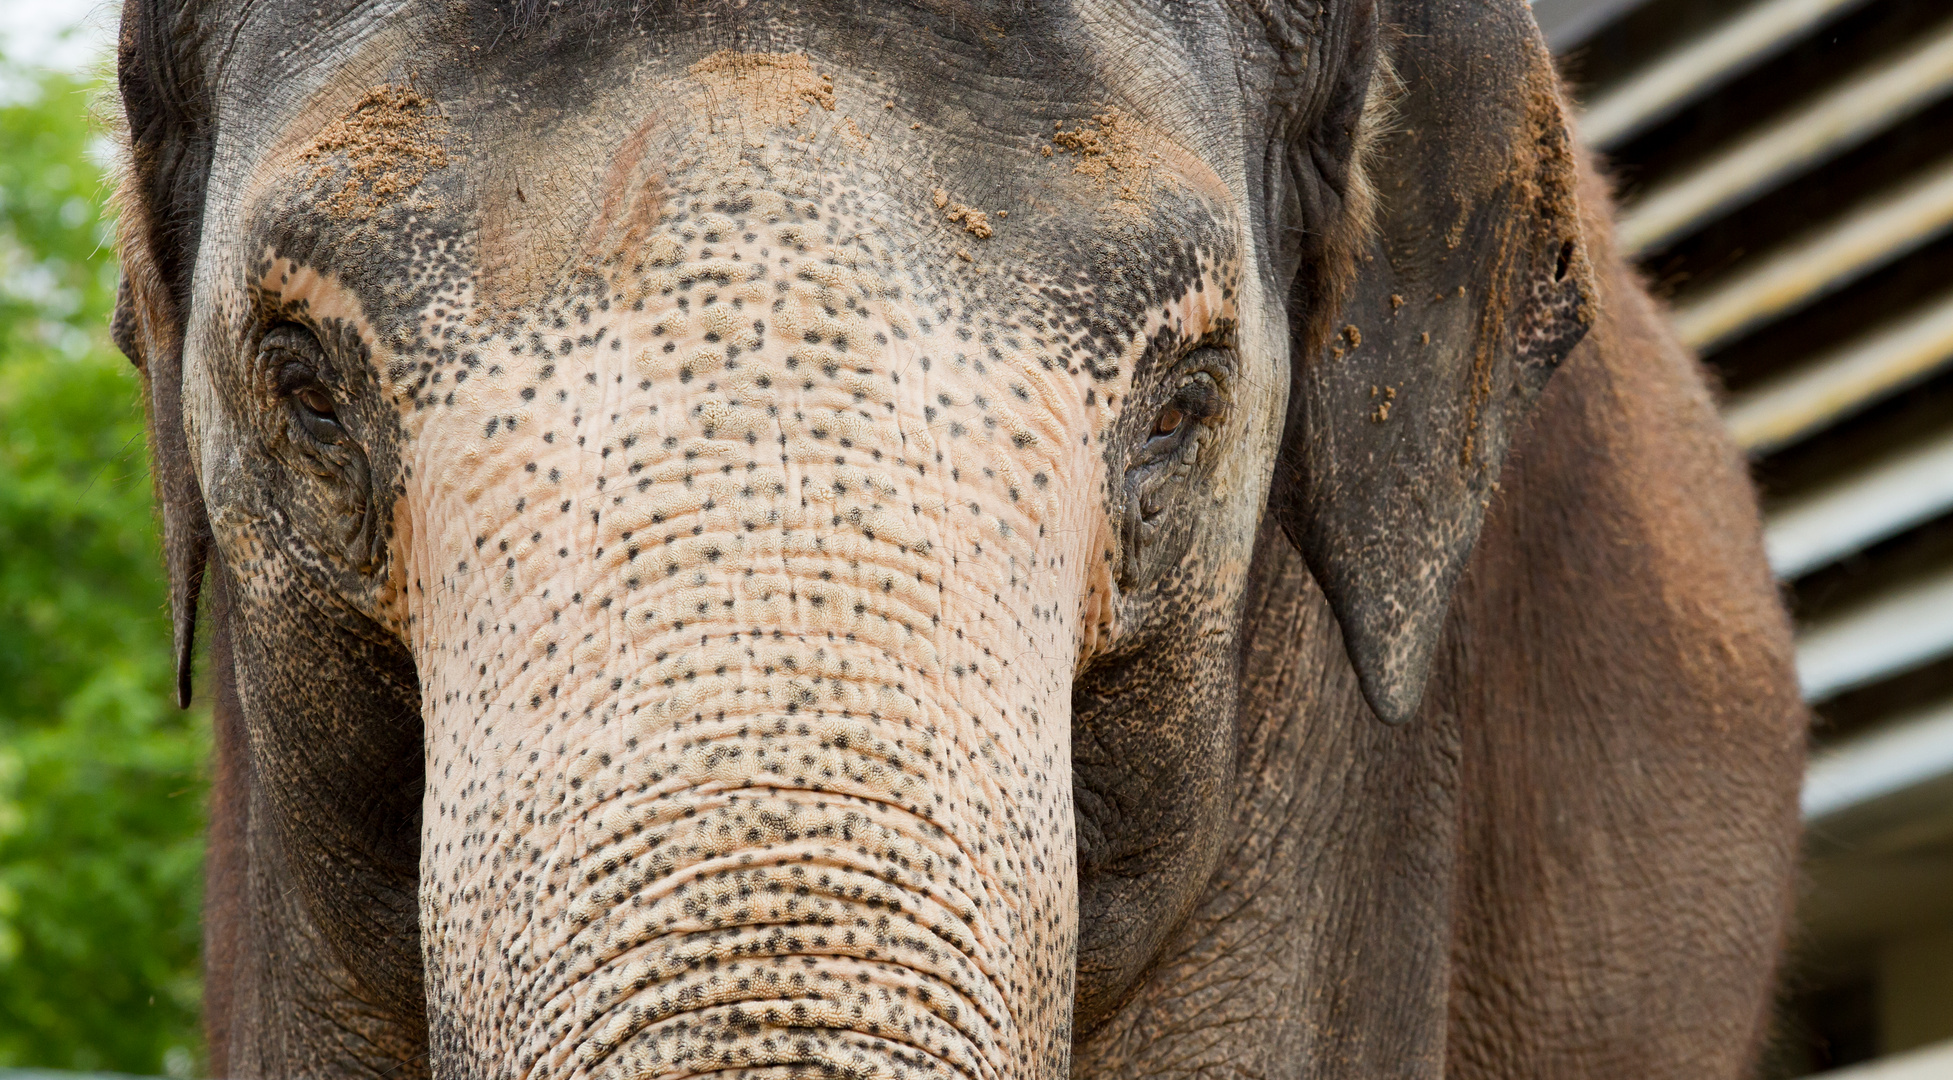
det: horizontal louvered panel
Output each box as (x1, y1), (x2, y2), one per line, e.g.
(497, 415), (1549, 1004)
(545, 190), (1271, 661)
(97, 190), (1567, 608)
(1559, 0), (1953, 820)
(1578, 0), (1872, 147)
(1562, 0), (1953, 795)
(1668, 157), (1953, 351)
(1616, 18), (1953, 254)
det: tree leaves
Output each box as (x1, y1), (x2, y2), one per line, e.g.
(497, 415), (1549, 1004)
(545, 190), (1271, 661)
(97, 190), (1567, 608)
(0, 62), (206, 1077)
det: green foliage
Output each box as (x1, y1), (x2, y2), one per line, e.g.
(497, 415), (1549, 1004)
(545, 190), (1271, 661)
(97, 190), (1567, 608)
(0, 62), (207, 1076)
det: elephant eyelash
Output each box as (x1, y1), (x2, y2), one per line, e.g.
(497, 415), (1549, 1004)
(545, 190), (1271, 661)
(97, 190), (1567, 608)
(1172, 375), (1225, 424)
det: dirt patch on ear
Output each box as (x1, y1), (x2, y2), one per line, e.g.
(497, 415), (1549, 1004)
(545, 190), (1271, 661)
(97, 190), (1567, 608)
(1517, 49), (1595, 330)
(1459, 37), (1596, 468)
(301, 85), (453, 216)
(688, 50), (836, 139)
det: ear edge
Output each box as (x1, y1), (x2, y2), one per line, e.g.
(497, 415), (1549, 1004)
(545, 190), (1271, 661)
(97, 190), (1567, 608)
(1278, 3), (1387, 364)
(115, 164), (210, 710)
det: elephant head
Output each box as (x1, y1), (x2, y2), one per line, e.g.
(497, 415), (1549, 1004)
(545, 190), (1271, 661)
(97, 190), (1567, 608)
(113, 0), (1592, 1074)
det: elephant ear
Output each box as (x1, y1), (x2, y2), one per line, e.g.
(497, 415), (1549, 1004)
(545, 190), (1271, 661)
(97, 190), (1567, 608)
(1271, 0), (1597, 725)
(114, 0), (218, 709)
(115, 217), (208, 710)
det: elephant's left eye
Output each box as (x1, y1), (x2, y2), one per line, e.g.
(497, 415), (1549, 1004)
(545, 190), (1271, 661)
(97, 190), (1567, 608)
(1140, 375), (1222, 457)
(293, 383), (336, 420)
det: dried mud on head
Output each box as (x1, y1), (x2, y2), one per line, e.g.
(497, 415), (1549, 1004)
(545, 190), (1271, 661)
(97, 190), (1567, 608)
(1048, 109), (1170, 205)
(932, 188), (994, 238)
(301, 85), (454, 216)
(687, 50), (837, 139)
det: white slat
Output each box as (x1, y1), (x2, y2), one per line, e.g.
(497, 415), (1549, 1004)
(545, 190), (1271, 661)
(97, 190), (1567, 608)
(1671, 158), (1953, 351)
(1579, 0), (1871, 148)
(1804, 697), (1953, 819)
(1765, 426), (1953, 578)
(1796, 565), (1953, 700)
(1724, 288), (1953, 453)
(1792, 1037), (1953, 1078)
(1618, 18), (1953, 254)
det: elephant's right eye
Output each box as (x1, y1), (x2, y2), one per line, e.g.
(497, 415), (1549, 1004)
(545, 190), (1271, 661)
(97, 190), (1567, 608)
(264, 326), (347, 444)
(283, 369), (345, 444)
(293, 383), (336, 420)
(276, 361), (347, 444)
(1136, 373), (1222, 462)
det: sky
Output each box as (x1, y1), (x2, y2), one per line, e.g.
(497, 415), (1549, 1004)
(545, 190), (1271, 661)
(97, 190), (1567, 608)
(0, 0), (117, 75)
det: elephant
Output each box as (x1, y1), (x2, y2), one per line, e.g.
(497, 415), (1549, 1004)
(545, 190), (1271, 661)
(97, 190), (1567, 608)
(109, 0), (1807, 1076)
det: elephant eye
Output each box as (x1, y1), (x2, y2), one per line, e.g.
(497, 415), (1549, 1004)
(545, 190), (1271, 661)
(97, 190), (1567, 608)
(281, 366), (346, 443)
(1144, 374), (1222, 450)
(265, 325), (347, 444)
(295, 384), (337, 420)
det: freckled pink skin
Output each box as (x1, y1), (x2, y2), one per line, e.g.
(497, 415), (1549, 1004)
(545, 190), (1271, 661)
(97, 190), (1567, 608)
(240, 83), (1247, 1079)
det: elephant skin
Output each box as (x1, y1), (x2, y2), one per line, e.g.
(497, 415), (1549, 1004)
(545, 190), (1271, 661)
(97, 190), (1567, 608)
(109, 0), (1805, 1077)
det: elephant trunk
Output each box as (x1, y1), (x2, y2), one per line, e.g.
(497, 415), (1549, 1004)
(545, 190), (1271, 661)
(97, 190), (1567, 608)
(416, 528), (1078, 1079)
(401, 257), (1093, 1078)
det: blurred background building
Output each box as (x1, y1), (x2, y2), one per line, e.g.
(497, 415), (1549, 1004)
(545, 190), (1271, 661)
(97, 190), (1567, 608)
(1545, 0), (1953, 1076)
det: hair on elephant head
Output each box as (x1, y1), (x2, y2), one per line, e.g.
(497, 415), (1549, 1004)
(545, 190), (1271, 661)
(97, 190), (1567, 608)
(111, 0), (1597, 1075)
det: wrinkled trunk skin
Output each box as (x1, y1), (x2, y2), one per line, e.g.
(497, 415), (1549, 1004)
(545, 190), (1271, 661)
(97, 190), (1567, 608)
(390, 84), (1143, 1079)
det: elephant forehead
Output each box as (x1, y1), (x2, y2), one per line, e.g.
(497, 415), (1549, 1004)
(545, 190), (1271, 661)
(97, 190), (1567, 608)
(236, 40), (1247, 355)
(362, 145), (1241, 597)
(224, 47), (1251, 647)
(244, 84), (1247, 469)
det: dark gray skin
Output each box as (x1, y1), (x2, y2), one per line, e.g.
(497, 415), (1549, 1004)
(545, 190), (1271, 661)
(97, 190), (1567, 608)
(112, 0), (1806, 1077)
